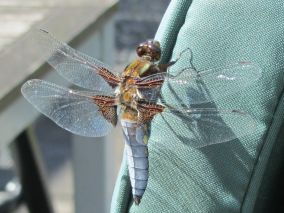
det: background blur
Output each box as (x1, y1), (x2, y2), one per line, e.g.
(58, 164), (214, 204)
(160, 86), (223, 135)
(0, 0), (169, 212)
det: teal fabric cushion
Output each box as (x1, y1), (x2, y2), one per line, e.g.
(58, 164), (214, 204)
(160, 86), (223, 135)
(111, 1), (284, 212)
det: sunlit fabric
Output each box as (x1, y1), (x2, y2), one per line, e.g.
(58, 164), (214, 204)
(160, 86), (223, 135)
(111, 0), (284, 212)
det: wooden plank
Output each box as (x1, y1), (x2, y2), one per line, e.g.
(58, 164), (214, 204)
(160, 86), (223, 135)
(0, 1), (118, 145)
(0, 1), (117, 101)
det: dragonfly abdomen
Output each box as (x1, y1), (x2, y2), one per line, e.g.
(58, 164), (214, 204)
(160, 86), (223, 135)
(121, 120), (149, 205)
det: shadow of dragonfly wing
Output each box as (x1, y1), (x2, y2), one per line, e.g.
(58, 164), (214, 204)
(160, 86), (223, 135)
(34, 29), (120, 94)
(21, 79), (115, 137)
(149, 107), (256, 149)
(138, 61), (261, 105)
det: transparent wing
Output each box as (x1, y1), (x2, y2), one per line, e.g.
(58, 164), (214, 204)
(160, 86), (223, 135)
(21, 79), (114, 137)
(138, 61), (261, 105)
(149, 107), (256, 149)
(34, 29), (119, 93)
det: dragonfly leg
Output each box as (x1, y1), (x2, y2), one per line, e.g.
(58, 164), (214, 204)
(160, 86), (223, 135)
(159, 47), (194, 72)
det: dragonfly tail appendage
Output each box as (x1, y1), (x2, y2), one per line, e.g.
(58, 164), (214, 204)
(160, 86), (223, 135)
(121, 120), (149, 205)
(92, 96), (118, 126)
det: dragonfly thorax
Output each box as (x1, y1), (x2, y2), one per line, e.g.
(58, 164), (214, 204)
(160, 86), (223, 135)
(122, 58), (154, 78)
(118, 81), (137, 105)
(118, 58), (156, 122)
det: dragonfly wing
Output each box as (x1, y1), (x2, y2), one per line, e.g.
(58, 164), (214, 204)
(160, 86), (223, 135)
(21, 79), (115, 137)
(138, 62), (261, 105)
(34, 29), (120, 93)
(149, 107), (257, 149)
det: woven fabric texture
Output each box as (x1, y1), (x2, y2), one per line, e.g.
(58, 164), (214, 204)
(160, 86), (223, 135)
(111, 1), (284, 212)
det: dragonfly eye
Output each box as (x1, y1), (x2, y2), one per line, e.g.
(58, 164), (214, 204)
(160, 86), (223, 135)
(136, 40), (161, 62)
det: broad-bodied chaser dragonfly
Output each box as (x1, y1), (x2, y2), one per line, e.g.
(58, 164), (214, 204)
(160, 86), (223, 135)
(21, 29), (261, 205)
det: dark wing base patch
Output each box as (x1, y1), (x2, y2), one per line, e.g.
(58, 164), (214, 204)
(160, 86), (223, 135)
(98, 67), (121, 88)
(93, 96), (118, 126)
(136, 100), (165, 125)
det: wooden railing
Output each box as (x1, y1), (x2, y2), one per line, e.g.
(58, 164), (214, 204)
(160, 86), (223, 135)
(0, 1), (121, 212)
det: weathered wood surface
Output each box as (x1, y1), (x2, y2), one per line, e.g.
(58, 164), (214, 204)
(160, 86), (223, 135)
(0, 0), (117, 145)
(0, 2), (119, 213)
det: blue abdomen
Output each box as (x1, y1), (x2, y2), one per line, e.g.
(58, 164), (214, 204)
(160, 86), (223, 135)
(121, 120), (149, 205)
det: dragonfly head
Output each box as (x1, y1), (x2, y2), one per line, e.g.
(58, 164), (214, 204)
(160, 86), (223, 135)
(136, 40), (161, 62)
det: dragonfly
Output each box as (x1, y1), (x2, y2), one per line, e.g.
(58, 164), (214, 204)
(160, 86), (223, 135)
(21, 29), (261, 205)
